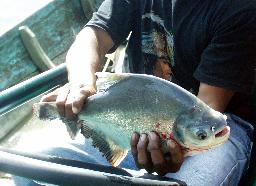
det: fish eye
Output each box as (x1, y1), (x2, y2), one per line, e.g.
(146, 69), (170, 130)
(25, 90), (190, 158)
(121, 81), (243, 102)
(211, 126), (215, 132)
(196, 130), (208, 140)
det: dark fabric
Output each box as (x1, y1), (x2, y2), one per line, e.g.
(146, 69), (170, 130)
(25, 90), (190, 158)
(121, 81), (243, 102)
(86, 0), (256, 124)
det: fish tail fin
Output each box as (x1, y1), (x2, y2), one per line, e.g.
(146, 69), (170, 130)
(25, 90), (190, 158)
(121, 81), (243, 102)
(95, 72), (128, 93)
(33, 102), (59, 120)
(33, 102), (80, 139)
(81, 123), (128, 166)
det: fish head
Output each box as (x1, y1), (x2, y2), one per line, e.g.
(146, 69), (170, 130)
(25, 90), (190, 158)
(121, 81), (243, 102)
(173, 106), (230, 153)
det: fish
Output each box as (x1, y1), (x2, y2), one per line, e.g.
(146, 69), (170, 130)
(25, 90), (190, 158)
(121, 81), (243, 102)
(33, 72), (230, 167)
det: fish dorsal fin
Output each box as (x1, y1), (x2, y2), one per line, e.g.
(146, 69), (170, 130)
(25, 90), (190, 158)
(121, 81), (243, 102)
(80, 122), (128, 166)
(95, 72), (128, 93)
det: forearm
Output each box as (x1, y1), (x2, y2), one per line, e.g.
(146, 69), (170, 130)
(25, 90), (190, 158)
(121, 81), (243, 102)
(66, 26), (114, 88)
(197, 83), (234, 113)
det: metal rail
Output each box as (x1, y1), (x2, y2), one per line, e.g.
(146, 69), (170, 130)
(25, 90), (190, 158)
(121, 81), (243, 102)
(0, 63), (67, 115)
(0, 149), (185, 186)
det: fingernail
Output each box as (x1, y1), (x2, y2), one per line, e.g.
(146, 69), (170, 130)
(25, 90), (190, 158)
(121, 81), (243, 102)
(141, 134), (147, 141)
(148, 132), (157, 140)
(132, 133), (137, 140)
(72, 106), (79, 114)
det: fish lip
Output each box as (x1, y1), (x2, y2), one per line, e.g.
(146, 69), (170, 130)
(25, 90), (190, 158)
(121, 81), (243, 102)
(214, 126), (230, 138)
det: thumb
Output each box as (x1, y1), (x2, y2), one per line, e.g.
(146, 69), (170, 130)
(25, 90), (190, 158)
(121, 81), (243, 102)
(167, 139), (184, 164)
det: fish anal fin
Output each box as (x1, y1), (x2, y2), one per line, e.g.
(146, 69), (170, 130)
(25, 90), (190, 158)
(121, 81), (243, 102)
(107, 143), (128, 167)
(81, 123), (128, 167)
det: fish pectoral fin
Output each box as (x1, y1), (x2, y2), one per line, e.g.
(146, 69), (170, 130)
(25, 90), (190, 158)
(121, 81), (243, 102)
(95, 72), (128, 93)
(81, 123), (128, 167)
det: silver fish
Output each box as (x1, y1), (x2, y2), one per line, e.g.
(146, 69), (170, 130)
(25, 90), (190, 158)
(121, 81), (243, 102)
(34, 72), (230, 166)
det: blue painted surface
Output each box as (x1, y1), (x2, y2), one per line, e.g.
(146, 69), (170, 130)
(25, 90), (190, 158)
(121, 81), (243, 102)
(0, 0), (87, 91)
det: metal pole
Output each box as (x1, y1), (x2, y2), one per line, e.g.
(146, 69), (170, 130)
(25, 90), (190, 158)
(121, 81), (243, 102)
(0, 150), (184, 186)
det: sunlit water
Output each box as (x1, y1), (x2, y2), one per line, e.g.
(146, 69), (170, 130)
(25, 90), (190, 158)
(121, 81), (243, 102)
(0, 0), (53, 36)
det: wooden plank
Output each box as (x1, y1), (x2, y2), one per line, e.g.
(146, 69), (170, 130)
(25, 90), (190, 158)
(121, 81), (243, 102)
(0, 0), (87, 91)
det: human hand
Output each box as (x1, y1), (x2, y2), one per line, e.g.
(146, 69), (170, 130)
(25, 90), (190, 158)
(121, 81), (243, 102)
(131, 132), (184, 176)
(41, 83), (96, 119)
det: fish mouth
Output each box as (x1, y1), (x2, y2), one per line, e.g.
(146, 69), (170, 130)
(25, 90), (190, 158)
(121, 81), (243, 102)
(214, 126), (230, 139)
